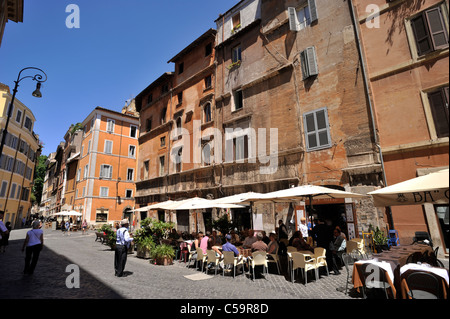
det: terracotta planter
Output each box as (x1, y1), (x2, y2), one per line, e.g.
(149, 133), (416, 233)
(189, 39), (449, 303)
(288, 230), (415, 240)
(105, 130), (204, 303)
(155, 257), (173, 266)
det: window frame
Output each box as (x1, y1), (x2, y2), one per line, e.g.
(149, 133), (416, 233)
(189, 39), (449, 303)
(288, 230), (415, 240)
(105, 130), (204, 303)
(303, 107), (332, 152)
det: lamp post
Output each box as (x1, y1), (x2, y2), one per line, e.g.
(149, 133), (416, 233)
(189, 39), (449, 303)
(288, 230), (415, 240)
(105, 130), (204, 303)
(0, 67), (47, 159)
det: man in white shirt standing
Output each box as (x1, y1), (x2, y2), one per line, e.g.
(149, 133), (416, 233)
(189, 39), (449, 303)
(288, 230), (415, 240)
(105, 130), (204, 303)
(114, 219), (134, 277)
(0, 211), (10, 253)
(299, 217), (309, 239)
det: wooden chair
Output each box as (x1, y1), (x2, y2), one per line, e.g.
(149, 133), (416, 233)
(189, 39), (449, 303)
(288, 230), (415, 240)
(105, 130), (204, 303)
(290, 252), (317, 285)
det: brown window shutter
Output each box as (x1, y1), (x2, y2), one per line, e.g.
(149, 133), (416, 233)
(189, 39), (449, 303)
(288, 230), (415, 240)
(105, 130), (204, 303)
(411, 13), (433, 56)
(425, 7), (449, 50)
(428, 88), (449, 138)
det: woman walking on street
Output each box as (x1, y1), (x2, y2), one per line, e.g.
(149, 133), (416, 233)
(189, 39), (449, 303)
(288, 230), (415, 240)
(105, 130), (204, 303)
(22, 220), (44, 275)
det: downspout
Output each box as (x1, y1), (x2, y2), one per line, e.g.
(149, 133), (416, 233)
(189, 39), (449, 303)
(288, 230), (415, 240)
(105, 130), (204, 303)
(348, 0), (394, 229)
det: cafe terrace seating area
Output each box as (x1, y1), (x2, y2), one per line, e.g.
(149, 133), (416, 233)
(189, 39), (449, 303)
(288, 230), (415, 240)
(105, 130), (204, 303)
(170, 231), (448, 299)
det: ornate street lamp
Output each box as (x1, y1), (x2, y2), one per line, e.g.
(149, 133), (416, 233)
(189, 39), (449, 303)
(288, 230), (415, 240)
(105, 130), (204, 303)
(0, 67), (47, 158)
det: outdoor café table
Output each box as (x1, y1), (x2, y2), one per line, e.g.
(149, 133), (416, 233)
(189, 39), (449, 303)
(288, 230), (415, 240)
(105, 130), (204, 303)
(352, 244), (433, 298)
(399, 263), (449, 299)
(352, 259), (398, 298)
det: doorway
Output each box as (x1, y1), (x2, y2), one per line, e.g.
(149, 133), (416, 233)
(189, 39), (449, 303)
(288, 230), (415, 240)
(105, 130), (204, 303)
(435, 205), (449, 254)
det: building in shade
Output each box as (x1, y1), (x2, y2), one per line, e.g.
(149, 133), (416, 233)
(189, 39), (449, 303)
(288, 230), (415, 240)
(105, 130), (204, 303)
(0, 82), (40, 228)
(73, 107), (139, 225)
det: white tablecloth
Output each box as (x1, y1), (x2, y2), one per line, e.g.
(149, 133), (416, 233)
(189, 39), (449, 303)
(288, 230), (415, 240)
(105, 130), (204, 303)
(355, 259), (395, 283)
(400, 263), (449, 285)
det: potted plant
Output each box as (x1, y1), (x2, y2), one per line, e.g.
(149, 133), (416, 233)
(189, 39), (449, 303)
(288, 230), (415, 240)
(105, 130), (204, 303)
(371, 226), (389, 253)
(100, 224), (117, 250)
(134, 228), (155, 259)
(150, 244), (175, 266)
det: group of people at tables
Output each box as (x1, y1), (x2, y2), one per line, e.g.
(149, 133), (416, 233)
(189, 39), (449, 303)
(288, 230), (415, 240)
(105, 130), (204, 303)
(172, 218), (348, 275)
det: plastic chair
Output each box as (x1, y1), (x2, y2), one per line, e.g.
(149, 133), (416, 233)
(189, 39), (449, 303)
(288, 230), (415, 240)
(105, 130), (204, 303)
(388, 230), (399, 247)
(267, 245), (281, 274)
(249, 251), (268, 281)
(222, 251), (244, 278)
(314, 247), (329, 277)
(406, 271), (441, 299)
(290, 252), (317, 285)
(206, 249), (221, 275)
(286, 247), (297, 275)
(195, 247), (207, 272)
(412, 231), (433, 247)
(359, 263), (392, 299)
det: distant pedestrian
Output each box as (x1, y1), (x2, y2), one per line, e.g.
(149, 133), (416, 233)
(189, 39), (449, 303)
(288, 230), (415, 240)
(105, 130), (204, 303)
(0, 212), (10, 253)
(65, 220), (71, 236)
(0, 222), (12, 252)
(22, 220), (44, 275)
(82, 219), (88, 235)
(114, 219), (134, 277)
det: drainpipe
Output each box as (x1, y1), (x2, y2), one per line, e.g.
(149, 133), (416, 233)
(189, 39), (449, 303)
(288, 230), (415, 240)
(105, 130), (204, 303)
(348, 0), (394, 230)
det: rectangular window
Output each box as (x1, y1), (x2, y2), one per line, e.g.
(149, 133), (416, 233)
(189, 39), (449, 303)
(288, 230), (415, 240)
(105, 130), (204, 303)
(125, 189), (133, 198)
(100, 187), (109, 197)
(10, 183), (17, 199)
(130, 125), (137, 138)
(100, 164), (113, 179)
(15, 109), (22, 123)
(234, 135), (249, 162)
(428, 86), (449, 138)
(146, 117), (152, 132)
(104, 140), (113, 154)
(160, 136), (166, 147)
(76, 168), (81, 181)
(288, 1), (317, 32)
(84, 165), (89, 179)
(106, 119), (115, 133)
(127, 168), (134, 181)
(233, 90), (244, 111)
(144, 160), (149, 180)
(147, 93), (153, 104)
(88, 140), (91, 154)
(0, 181), (8, 197)
(82, 187), (86, 197)
(24, 117), (33, 131)
(300, 46), (319, 80)
(303, 107), (332, 151)
(232, 45), (242, 63)
(177, 91), (183, 105)
(411, 4), (449, 56)
(232, 12), (241, 30)
(159, 156), (165, 176)
(204, 75), (212, 89)
(129, 145), (136, 158)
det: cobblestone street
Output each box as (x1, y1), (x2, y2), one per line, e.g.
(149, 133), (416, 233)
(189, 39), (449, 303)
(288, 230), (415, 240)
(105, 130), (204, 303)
(0, 228), (358, 300)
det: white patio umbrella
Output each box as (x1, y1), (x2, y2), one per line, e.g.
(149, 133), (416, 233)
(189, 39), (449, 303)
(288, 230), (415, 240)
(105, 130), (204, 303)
(131, 200), (175, 212)
(53, 210), (82, 216)
(212, 192), (262, 205)
(368, 168), (449, 207)
(245, 185), (366, 203)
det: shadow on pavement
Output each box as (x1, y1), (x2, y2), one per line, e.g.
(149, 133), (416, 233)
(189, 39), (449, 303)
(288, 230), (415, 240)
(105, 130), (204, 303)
(0, 237), (123, 299)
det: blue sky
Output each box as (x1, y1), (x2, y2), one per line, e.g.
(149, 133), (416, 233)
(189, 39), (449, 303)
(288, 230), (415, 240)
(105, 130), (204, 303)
(0, 0), (235, 156)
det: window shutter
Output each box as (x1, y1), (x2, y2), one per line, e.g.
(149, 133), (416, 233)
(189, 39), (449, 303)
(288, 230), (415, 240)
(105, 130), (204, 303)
(288, 7), (299, 31)
(306, 46), (319, 77)
(425, 7), (449, 50)
(308, 0), (318, 23)
(428, 89), (449, 138)
(411, 14), (433, 56)
(303, 107), (331, 151)
(300, 47), (318, 80)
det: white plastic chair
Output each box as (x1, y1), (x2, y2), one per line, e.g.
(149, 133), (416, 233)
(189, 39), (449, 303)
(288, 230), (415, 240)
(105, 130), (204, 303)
(206, 249), (221, 275)
(291, 252), (317, 285)
(222, 251), (244, 278)
(267, 245), (281, 274)
(195, 247), (207, 272)
(314, 247), (329, 277)
(250, 251), (268, 281)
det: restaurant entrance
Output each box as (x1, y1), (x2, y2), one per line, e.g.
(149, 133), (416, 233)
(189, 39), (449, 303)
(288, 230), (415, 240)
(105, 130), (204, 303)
(310, 203), (347, 238)
(232, 208), (251, 231)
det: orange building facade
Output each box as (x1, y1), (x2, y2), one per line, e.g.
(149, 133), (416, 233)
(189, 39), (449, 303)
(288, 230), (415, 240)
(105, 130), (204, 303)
(351, 0), (449, 256)
(73, 107), (139, 225)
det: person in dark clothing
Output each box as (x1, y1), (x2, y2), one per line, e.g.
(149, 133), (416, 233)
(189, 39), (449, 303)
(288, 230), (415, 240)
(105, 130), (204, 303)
(311, 219), (333, 249)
